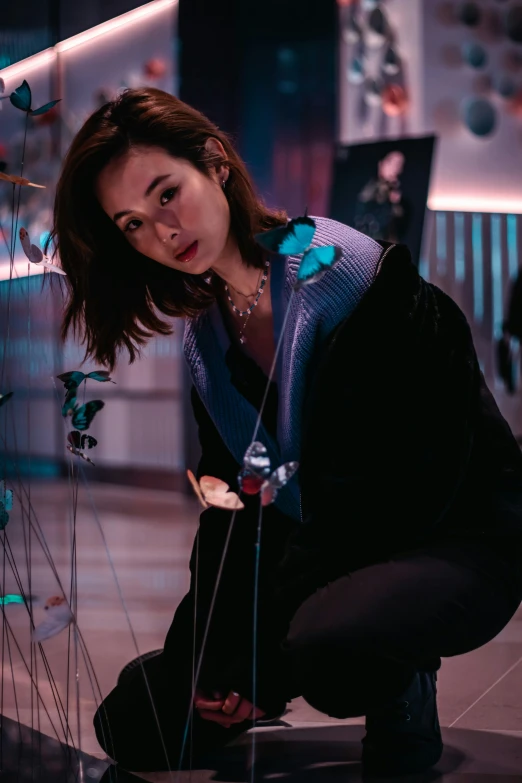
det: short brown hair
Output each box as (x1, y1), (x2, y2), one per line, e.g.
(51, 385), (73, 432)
(48, 87), (287, 371)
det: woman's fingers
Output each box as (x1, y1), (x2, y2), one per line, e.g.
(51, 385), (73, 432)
(194, 695), (225, 711)
(195, 688), (268, 727)
(222, 691), (241, 715)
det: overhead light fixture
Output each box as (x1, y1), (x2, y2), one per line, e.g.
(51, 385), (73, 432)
(428, 195), (522, 214)
(56, 0), (177, 54)
(0, 0), (177, 81)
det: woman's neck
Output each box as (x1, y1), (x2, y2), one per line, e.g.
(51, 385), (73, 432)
(210, 237), (265, 297)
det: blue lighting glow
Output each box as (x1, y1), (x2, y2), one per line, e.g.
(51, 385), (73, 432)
(472, 214), (484, 322)
(491, 214), (502, 340)
(507, 214), (518, 282)
(454, 212), (465, 282)
(436, 212), (447, 276)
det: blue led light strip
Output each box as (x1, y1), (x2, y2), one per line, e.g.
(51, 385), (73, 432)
(491, 214), (502, 340)
(454, 212), (465, 282)
(472, 214), (484, 323)
(507, 214), (518, 282)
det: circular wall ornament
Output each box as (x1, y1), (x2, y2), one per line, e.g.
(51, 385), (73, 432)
(495, 74), (517, 98)
(462, 97), (497, 136)
(347, 57), (365, 84)
(343, 13), (363, 44)
(382, 83), (409, 116)
(462, 41), (488, 68)
(364, 78), (383, 106)
(366, 8), (389, 48)
(458, 2), (482, 27)
(382, 46), (401, 75)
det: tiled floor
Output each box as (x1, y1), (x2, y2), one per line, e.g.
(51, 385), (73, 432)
(2, 480), (522, 782)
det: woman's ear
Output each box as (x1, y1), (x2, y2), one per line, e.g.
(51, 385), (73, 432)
(204, 137), (228, 183)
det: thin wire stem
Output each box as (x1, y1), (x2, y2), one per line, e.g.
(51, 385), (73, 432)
(251, 497), (263, 783)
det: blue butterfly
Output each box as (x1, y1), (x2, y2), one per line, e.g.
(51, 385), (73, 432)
(254, 215), (342, 290)
(62, 395), (105, 431)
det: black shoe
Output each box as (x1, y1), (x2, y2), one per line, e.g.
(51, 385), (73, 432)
(361, 671), (443, 777)
(117, 649), (163, 686)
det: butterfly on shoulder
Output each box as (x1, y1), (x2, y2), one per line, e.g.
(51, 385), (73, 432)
(254, 214), (342, 290)
(239, 441), (299, 506)
(187, 470), (245, 511)
(67, 430), (98, 466)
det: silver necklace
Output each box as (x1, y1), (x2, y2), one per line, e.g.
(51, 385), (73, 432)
(224, 259), (270, 344)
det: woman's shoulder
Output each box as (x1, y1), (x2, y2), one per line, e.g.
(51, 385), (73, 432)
(309, 216), (384, 258)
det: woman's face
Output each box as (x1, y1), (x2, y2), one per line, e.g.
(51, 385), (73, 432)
(378, 151), (405, 182)
(95, 141), (231, 274)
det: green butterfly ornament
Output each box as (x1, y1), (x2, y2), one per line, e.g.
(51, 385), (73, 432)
(62, 396), (104, 431)
(57, 370), (115, 390)
(0, 79), (61, 116)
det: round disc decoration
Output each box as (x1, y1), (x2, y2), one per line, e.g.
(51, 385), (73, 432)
(347, 57), (365, 84)
(364, 78), (383, 106)
(144, 58), (167, 78)
(382, 45), (401, 75)
(462, 41), (488, 69)
(495, 74), (516, 98)
(462, 97), (497, 136)
(458, 2), (482, 26)
(382, 83), (409, 116)
(366, 8), (389, 48)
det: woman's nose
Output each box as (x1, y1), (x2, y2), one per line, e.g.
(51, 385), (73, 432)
(155, 223), (177, 245)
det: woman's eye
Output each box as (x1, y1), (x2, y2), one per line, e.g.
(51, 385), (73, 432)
(160, 187), (177, 206)
(124, 219), (141, 233)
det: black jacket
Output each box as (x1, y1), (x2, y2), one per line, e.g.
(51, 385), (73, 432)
(164, 242), (522, 708)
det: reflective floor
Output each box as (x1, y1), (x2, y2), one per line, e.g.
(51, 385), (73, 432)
(2, 480), (522, 782)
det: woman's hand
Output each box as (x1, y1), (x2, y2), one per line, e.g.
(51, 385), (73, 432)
(194, 689), (265, 728)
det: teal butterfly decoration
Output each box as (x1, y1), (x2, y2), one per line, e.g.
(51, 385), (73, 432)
(0, 480), (13, 530)
(62, 397), (104, 431)
(1, 80), (61, 116)
(0, 392), (13, 409)
(0, 595), (25, 606)
(57, 370), (115, 390)
(254, 215), (342, 290)
(67, 431), (98, 466)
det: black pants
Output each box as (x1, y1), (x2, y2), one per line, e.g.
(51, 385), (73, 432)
(94, 538), (522, 772)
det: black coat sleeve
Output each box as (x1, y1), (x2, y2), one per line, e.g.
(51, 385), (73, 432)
(163, 386), (294, 709)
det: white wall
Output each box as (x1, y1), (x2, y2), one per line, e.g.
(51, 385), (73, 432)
(0, 0), (185, 476)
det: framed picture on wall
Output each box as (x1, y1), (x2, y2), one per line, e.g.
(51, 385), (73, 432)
(329, 135), (437, 265)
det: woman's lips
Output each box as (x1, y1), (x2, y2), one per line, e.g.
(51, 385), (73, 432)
(175, 241), (198, 263)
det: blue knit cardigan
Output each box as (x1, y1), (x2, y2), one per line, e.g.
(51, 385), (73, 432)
(183, 217), (385, 521)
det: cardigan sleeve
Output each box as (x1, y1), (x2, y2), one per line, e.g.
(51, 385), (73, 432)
(163, 386), (294, 710)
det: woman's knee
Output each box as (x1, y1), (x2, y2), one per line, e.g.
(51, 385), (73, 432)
(93, 691), (120, 760)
